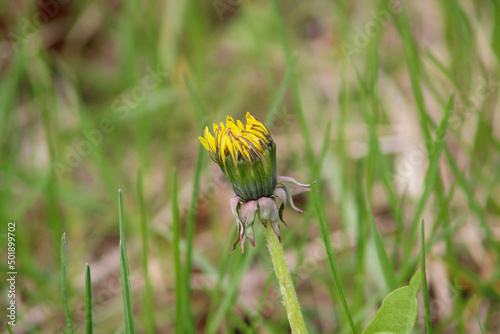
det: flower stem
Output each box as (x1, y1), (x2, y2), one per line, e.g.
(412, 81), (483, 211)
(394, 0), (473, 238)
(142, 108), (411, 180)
(264, 224), (308, 333)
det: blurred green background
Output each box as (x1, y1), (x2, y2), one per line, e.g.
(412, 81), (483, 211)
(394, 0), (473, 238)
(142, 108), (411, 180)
(1, 0), (500, 332)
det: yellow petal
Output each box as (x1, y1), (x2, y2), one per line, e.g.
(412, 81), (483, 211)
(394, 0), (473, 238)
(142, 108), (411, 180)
(204, 127), (216, 152)
(220, 134), (233, 167)
(247, 127), (267, 140)
(226, 117), (240, 133)
(199, 137), (209, 150)
(233, 139), (251, 165)
(226, 115), (235, 125)
(246, 112), (255, 122)
(245, 113), (270, 135)
(241, 133), (264, 153)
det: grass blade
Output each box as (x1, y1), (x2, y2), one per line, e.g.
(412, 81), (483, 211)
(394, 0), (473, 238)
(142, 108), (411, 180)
(85, 263), (93, 334)
(172, 170), (185, 333)
(474, 294), (485, 334)
(420, 221), (431, 333)
(184, 141), (205, 331)
(399, 6), (432, 145)
(399, 94), (454, 271)
(353, 63), (403, 265)
(204, 226), (238, 331)
(205, 244), (258, 334)
(364, 187), (397, 291)
(265, 55), (298, 128)
(399, 6), (454, 266)
(311, 184), (357, 333)
(185, 75), (208, 120)
(61, 233), (74, 334)
(271, 0), (314, 164)
(118, 189), (135, 334)
(443, 146), (500, 255)
(314, 119), (332, 179)
(137, 171), (155, 333)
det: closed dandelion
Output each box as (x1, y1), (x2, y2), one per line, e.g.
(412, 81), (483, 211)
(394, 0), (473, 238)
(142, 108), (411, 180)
(199, 112), (310, 333)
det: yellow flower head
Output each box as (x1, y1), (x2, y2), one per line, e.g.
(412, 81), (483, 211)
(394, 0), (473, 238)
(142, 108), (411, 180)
(199, 113), (272, 168)
(199, 113), (276, 201)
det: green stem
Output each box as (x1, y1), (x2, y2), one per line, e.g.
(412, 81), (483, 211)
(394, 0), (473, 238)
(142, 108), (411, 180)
(264, 224), (308, 333)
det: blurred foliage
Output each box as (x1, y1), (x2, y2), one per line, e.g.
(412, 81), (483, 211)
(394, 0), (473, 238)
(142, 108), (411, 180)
(1, 0), (500, 332)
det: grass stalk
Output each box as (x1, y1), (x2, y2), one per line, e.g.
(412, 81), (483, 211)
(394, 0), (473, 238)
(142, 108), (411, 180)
(85, 263), (93, 334)
(183, 143), (204, 332)
(474, 295), (485, 334)
(172, 170), (185, 333)
(118, 190), (135, 333)
(364, 187), (397, 291)
(137, 171), (155, 333)
(311, 185), (357, 333)
(420, 221), (431, 333)
(205, 233), (258, 334)
(61, 233), (74, 334)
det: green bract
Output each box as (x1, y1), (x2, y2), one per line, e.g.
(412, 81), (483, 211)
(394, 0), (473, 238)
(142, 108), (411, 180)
(220, 141), (276, 201)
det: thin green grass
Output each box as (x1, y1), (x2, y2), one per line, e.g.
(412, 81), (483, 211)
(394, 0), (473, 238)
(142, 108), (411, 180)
(311, 184), (357, 333)
(137, 171), (155, 333)
(397, 6), (453, 267)
(353, 160), (367, 311)
(61, 233), (74, 334)
(402, 94), (454, 272)
(118, 190), (136, 334)
(271, 0), (314, 164)
(185, 75), (208, 121)
(363, 186), (397, 291)
(205, 233), (260, 334)
(264, 55), (298, 127)
(474, 295), (485, 334)
(353, 58), (403, 269)
(205, 226), (238, 329)
(443, 146), (500, 255)
(420, 221), (431, 333)
(85, 263), (93, 334)
(171, 170), (185, 333)
(184, 143), (204, 332)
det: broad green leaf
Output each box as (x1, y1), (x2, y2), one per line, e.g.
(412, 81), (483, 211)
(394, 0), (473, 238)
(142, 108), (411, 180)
(363, 271), (422, 334)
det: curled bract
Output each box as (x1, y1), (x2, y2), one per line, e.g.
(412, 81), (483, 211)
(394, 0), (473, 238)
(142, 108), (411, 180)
(230, 176), (314, 253)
